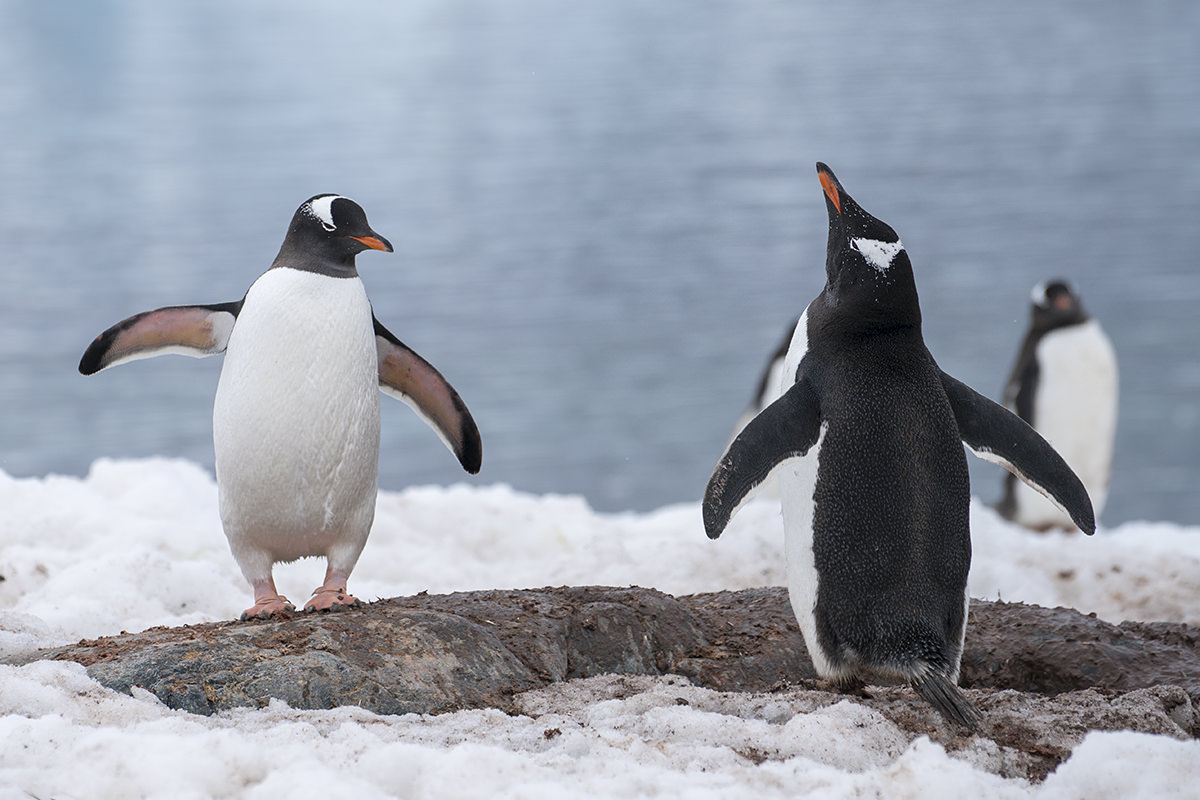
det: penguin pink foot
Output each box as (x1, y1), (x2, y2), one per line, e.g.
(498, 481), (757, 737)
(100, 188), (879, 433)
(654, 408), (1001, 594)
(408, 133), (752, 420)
(240, 579), (296, 621)
(304, 567), (362, 612)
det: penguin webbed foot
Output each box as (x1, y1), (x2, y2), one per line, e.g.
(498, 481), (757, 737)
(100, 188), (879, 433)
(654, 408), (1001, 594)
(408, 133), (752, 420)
(831, 674), (870, 698)
(239, 596), (296, 622)
(303, 586), (363, 613)
(303, 566), (363, 613)
(240, 577), (297, 621)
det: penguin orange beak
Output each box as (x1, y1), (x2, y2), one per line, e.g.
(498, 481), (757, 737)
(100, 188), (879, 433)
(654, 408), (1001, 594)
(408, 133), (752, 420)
(819, 168), (842, 215)
(350, 235), (394, 252)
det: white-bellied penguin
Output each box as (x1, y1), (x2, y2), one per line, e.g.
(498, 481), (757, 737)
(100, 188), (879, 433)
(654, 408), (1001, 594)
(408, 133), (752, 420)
(80, 195), (483, 620)
(702, 165), (1095, 729)
(997, 280), (1118, 531)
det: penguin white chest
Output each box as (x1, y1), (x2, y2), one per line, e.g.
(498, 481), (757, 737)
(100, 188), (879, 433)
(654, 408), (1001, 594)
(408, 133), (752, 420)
(778, 423), (831, 675)
(770, 306), (837, 676)
(1018, 320), (1118, 526)
(213, 268), (381, 566)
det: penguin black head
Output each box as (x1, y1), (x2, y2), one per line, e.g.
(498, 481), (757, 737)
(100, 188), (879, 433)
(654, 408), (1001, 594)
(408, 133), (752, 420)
(272, 194), (394, 277)
(816, 162), (919, 328)
(1031, 279), (1089, 332)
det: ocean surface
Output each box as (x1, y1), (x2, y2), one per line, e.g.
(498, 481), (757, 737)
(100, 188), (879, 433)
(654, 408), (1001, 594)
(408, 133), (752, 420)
(1, 0), (1198, 524)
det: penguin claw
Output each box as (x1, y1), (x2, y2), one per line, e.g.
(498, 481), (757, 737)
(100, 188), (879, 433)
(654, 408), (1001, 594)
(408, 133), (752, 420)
(239, 597), (296, 621)
(303, 587), (363, 613)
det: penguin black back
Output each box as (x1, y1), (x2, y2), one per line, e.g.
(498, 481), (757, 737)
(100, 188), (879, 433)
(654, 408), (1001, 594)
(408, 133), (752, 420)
(791, 164), (978, 722)
(704, 163), (1096, 730)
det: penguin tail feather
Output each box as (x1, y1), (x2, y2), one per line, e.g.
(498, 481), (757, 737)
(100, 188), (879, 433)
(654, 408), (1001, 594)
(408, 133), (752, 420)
(910, 668), (982, 731)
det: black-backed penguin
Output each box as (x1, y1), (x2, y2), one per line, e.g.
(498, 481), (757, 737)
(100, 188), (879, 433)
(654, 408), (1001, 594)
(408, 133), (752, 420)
(996, 280), (1118, 531)
(703, 164), (1095, 729)
(80, 195), (482, 620)
(727, 318), (800, 500)
(730, 317), (799, 439)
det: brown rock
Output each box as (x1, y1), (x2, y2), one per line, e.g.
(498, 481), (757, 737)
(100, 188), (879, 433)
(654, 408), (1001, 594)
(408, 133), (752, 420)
(21, 585), (1198, 781)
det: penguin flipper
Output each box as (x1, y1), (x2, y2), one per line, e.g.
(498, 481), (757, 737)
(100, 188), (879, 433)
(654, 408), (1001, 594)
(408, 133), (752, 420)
(78, 301), (243, 375)
(703, 379), (822, 539)
(939, 371), (1095, 534)
(374, 317), (483, 474)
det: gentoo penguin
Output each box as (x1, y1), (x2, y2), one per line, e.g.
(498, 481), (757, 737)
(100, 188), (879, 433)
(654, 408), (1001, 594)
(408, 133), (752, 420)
(730, 317), (798, 439)
(726, 318), (800, 500)
(80, 195), (482, 620)
(703, 164), (1095, 729)
(996, 280), (1118, 531)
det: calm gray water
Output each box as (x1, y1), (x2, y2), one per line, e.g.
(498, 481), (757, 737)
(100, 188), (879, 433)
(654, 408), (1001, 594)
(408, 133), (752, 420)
(1, 1), (1198, 525)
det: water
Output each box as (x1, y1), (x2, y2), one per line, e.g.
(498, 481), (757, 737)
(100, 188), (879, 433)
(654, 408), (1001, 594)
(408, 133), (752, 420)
(1, 0), (1198, 525)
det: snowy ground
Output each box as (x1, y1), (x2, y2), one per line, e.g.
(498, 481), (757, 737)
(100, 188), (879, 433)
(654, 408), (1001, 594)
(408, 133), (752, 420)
(1, 458), (1198, 798)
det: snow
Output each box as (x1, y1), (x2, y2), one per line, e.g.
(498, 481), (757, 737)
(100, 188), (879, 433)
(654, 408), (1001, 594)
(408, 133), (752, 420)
(2, 458), (1199, 798)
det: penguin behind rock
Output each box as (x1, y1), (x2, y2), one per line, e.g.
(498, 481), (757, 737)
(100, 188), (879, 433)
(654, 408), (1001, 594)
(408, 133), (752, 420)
(726, 317), (800, 500)
(703, 164), (1095, 729)
(730, 317), (799, 439)
(80, 195), (482, 620)
(996, 280), (1118, 531)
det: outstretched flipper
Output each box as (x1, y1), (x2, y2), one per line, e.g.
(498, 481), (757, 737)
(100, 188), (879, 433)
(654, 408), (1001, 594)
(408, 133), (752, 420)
(940, 371), (1095, 534)
(79, 301), (244, 375)
(703, 379), (822, 539)
(374, 317), (483, 474)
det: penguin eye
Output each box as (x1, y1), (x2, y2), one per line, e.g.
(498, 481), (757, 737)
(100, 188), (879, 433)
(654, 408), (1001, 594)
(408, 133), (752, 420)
(321, 220), (336, 232)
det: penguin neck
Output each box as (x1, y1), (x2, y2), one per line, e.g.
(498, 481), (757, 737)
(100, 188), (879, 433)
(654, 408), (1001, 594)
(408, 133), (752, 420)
(1032, 306), (1089, 335)
(825, 266), (922, 334)
(269, 239), (360, 279)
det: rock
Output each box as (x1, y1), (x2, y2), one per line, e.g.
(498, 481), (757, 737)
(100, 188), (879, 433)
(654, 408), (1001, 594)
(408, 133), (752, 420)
(21, 585), (1199, 780)
(962, 601), (1200, 699)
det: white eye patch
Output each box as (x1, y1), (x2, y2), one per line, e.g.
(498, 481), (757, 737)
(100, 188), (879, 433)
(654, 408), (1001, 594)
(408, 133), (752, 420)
(307, 195), (344, 231)
(850, 237), (904, 274)
(1031, 280), (1049, 306)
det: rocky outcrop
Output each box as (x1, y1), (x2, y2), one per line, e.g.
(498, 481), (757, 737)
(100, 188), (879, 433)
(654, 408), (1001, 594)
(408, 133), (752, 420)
(26, 586), (1199, 780)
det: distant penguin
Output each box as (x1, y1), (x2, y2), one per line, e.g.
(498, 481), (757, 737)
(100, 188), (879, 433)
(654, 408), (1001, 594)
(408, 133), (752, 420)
(997, 280), (1118, 531)
(703, 164), (1095, 729)
(80, 195), (482, 620)
(730, 318), (798, 439)
(727, 318), (800, 500)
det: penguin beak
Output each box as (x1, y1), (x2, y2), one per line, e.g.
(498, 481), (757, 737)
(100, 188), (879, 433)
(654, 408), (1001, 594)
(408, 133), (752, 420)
(350, 234), (394, 253)
(817, 163), (842, 216)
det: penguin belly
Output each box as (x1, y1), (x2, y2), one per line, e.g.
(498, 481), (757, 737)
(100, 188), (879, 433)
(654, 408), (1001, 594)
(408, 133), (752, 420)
(1013, 320), (1118, 529)
(778, 309), (837, 673)
(780, 389), (973, 685)
(779, 423), (834, 675)
(213, 269), (381, 583)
